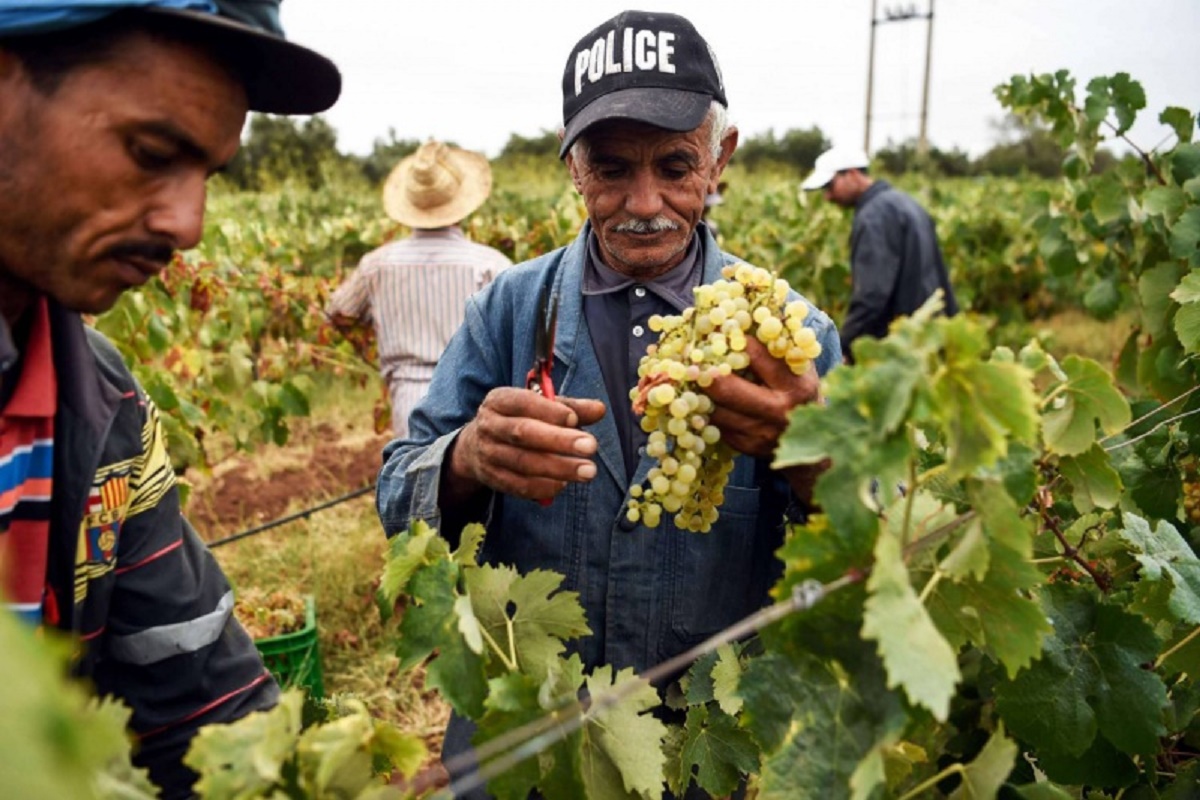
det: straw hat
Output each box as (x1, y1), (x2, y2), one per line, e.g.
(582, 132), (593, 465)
(382, 140), (493, 228)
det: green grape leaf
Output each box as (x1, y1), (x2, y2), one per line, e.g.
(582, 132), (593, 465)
(661, 725), (686, 798)
(1091, 175), (1129, 225)
(1058, 444), (1123, 512)
(579, 666), (668, 800)
(677, 704), (758, 798)
(454, 522), (487, 567)
(372, 724), (427, 781)
(848, 745), (887, 800)
(1139, 261), (1186, 339)
(682, 650), (719, 706)
(995, 584), (1169, 760)
(947, 726), (1018, 800)
(475, 672), (561, 800)
(1116, 444), (1181, 521)
(466, 566), (591, 682)
(1161, 623), (1200, 678)
(1176, 272), (1200, 307)
(1144, 186), (1188, 223)
(1083, 278), (1121, 320)
(1177, 301), (1200, 354)
(456, 594), (485, 655)
(740, 650), (904, 800)
(862, 530), (961, 720)
(1171, 142), (1200, 183)
(0, 613), (157, 800)
(845, 339), (924, 437)
(1031, 735), (1138, 788)
(1042, 356), (1131, 456)
(928, 538), (1050, 678)
(186, 689), (303, 799)
(1171, 272), (1200, 353)
(377, 520), (443, 619)
(1085, 73), (1145, 135)
(1161, 106), (1196, 145)
(711, 643), (744, 716)
(295, 706), (392, 797)
(1116, 514), (1200, 625)
(397, 561), (489, 718)
(1170, 207), (1200, 265)
(939, 516), (990, 581)
(1013, 783), (1075, 800)
(930, 321), (1039, 479)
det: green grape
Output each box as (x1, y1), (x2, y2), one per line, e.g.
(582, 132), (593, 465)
(628, 262), (822, 533)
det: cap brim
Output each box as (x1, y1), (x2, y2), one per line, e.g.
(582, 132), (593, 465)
(142, 7), (341, 114)
(559, 87), (713, 158)
(801, 167), (836, 191)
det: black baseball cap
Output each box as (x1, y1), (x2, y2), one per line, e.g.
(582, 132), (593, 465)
(559, 10), (726, 158)
(142, 0), (341, 114)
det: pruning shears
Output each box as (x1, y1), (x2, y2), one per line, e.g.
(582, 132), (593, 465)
(526, 284), (559, 507)
(525, 284), (558, 400)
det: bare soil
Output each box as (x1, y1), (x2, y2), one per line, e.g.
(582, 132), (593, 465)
(185, 421), (391, 539)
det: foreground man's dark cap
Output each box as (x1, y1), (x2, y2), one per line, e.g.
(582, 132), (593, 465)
(0, 0), (341, 114)
(559, 9), (726, 158)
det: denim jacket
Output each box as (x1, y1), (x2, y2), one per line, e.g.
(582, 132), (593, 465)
(377, 224), (841, 674)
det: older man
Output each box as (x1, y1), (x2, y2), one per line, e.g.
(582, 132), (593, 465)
(0, 2), (339, 796)
(375, 9), (840, 796)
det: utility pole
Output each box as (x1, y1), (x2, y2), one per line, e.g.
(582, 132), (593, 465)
(864, 0), (878, 155)
(863, 1), (935, 157)
(917, 0), (935, 157)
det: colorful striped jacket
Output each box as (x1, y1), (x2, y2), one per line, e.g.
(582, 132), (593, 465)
(39, 302), (278, 798)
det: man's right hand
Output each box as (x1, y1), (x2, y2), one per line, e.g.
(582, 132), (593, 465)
(442, 388), (606, 505)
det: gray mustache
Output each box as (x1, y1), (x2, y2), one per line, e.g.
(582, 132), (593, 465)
(614, 217), (679, 234)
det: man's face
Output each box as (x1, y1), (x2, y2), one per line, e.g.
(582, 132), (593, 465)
(0, 29), (247, 315)
(823, 171), (856, 208)
(566, 118), (735, 280)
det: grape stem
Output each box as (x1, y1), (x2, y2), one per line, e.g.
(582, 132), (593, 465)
(477, 621), (517, 672)
(896, 763), (966, 800)
(1155, 625), (1200, 669)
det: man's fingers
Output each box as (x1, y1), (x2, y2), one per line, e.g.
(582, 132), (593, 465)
(558, 396), (607, 426)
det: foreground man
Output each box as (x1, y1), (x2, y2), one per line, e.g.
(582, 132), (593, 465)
(375, 9), (840, 797)
(0, 1), (340, 796)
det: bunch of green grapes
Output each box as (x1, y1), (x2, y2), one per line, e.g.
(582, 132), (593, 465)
(626, 263), (822, 532)
(1182, 455), (1200, 526)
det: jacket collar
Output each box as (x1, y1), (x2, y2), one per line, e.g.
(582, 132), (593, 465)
(48, 301), (124, 438)
(856, 179), (891, 210)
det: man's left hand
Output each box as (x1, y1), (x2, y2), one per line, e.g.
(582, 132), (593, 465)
(706, 337), (826, 502)
(705, 336), (820, 458)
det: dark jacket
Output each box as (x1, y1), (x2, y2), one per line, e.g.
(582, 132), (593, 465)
(840, 180), (959, 362)
(12, 302), (279, 798)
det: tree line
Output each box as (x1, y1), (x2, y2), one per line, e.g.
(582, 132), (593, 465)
(220, 113), (1123, 192)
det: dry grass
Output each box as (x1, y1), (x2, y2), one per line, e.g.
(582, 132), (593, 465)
(1035, 309), (1134, 367)
(204, 377), (450, 758)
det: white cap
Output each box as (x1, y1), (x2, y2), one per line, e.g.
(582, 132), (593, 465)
(801, 147), (871, 191)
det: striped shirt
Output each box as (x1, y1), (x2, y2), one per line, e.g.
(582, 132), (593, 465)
(0, 298), (56, 625)
(327, 226), (511, 383)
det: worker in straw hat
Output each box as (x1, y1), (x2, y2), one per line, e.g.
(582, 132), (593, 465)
(327, 139), (511, 436)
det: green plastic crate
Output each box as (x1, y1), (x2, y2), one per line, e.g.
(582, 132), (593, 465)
(253, 595), (325, 699)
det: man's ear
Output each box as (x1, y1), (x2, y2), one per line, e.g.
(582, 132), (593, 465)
(709, 125), (739, 193)
(558, 128), (584, 190)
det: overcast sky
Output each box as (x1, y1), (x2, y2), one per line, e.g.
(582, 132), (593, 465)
(281, 0), (1200, 160)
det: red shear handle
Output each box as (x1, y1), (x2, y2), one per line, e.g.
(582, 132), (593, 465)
(526, 366), (556, 401)
(525, 364), (556, 507)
